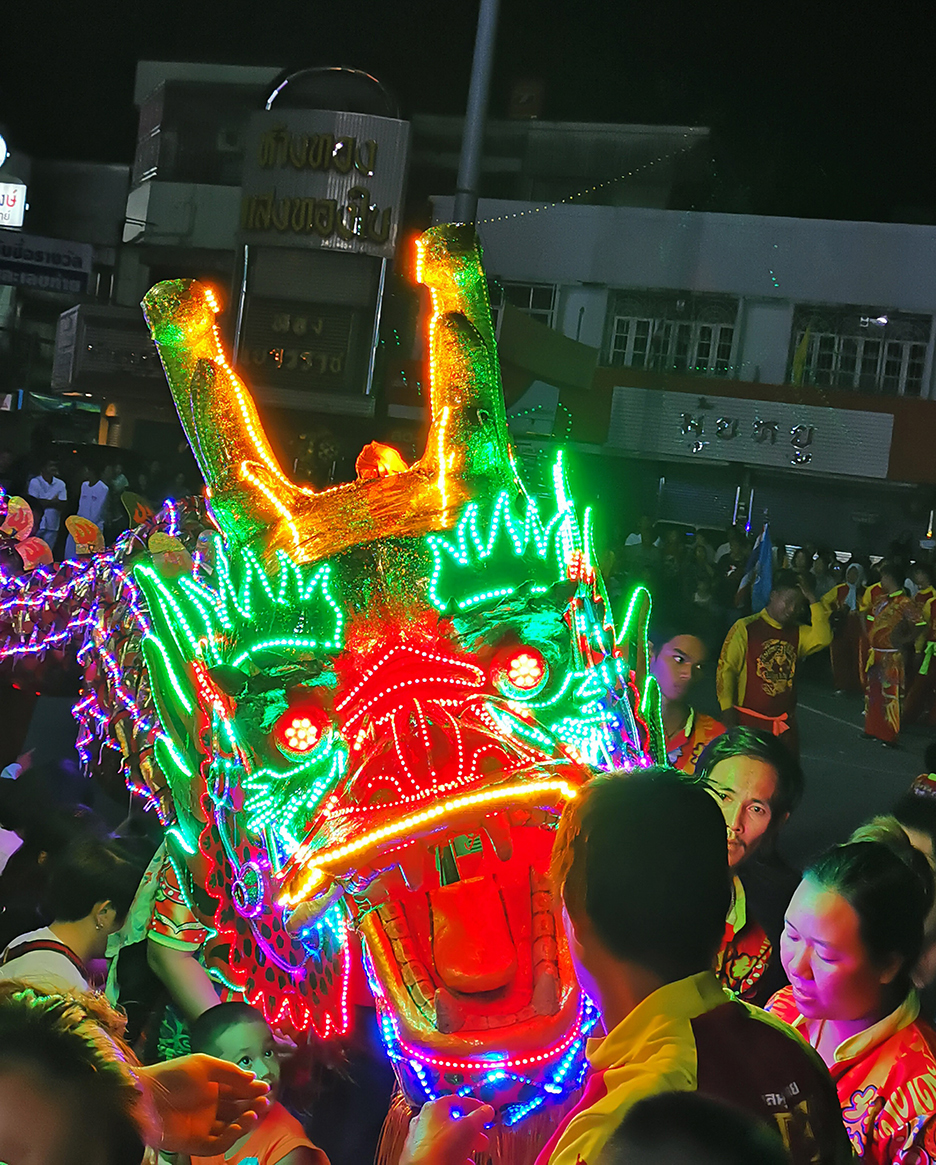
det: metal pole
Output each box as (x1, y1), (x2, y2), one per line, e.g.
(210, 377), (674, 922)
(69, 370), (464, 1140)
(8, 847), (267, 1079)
(453, 0), (500, 224)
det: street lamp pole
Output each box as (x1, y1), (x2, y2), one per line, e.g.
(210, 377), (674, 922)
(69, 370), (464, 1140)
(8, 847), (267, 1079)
(453, 0), (500, 225)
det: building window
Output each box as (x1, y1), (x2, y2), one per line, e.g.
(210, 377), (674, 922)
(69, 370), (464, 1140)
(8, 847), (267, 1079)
(488, 281), (558, 330)
(604, 291), (738, 377)
(790, 306), (931, 397)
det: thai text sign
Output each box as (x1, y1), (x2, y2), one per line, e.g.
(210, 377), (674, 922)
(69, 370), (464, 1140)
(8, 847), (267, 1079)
(0, 232), (92, 294)
(0, 182), (27, 229)
(607, 385), (894, 479)
(240, 109), (409, 259)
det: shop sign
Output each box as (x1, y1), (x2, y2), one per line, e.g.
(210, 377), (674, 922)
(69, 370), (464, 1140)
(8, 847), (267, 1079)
(240, 108), (409, 259)
(607, 386), (894, 478)
(0, 181), (27, 229)
(0, 233), (92, 293)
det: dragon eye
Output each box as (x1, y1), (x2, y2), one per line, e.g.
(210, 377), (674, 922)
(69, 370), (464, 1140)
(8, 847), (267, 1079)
(494, 646), (548, 698)
(274, 702), (329, 759)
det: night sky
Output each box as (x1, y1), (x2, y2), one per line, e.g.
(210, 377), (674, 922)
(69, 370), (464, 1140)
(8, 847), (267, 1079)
(2, 0), (935, 223)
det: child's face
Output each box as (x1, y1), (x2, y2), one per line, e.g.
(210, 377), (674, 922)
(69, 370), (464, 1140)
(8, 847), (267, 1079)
(210, 1020), (281, 1097)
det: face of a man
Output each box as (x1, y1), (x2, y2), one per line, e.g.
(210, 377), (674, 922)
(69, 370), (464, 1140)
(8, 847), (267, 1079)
(780, 877), (895, 1022)
(649, 634), (707, 703)
(766, 586), (801, 627)
(705, 755), (779, 868)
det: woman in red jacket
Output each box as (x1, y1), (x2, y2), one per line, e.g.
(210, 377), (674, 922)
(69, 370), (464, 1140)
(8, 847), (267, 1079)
(768, 820), (936, 1163)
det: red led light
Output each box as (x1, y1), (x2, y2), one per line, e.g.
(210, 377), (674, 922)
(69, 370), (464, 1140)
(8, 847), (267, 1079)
(493, 645), (548, 697)
(274, 703), (329, 758)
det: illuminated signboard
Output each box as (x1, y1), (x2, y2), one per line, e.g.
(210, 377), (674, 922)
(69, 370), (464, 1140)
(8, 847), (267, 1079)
(0, 181), (27, 229)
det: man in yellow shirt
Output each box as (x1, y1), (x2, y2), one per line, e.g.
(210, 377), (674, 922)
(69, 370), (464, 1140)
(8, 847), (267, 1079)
(716, 569), (832, 756)
(402, 771), (850, 1165)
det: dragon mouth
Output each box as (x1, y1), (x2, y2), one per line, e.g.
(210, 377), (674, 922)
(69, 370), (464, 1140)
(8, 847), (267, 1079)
(358, 817), (581, 1058)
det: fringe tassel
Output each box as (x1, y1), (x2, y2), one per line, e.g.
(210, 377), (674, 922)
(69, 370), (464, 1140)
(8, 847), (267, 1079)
(375, 1086), (582, 1165)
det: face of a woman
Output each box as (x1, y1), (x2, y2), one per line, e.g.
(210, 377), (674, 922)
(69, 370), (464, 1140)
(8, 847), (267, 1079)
(705, 755), (778, 868)
(780, 877), (896, 1022)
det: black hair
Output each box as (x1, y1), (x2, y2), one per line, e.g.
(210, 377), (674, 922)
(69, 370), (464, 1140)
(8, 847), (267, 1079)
(893, 774), (936, 857)
(189, 1001), (270, 1055)
(603, 1091), (790, 1165)
(553, 769), (731, 982)
(878, 560), (904, 588)
(808, 826), (933, 1000)
(46, 839), (142, 925)
(0, 982), (152, 1165)
(771, 568), (802, 594)
(648, 606), (715, 659)
(694, 726), (805, 820)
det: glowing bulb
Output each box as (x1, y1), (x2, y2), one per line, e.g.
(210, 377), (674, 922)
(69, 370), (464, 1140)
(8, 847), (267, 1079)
(274, 704), (328, 759)
(508, 650), (545, 690)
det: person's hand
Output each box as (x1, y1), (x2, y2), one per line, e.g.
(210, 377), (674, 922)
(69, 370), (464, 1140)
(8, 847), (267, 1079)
(797, 581), (817, 605)
(138, 1053), (272, 1154)
(400, 1096), (495, 1165)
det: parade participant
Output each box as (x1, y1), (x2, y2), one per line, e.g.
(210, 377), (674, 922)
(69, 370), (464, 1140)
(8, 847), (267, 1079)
(861, 562), (924, 745)
(0, 839), (141, 993)
(716, 570), (832, 754)
(903, 562), (936, 727)
(768, 821), (936, 1163)
(693, 728), (804, 1002)
(404, 770), (850, 1165)
(821, 563), (865, 694)
(64, 466), (111, 560)
(648, 610), (725, 773)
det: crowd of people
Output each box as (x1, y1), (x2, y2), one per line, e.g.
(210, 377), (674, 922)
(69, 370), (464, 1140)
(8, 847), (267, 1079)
(4, 501), (936, 1163)
(618, 516), (936, 753)
(0, 443), (202, 560)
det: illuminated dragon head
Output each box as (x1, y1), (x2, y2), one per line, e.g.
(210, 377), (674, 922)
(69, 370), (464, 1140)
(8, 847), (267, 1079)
(138, 224), (664, 1123)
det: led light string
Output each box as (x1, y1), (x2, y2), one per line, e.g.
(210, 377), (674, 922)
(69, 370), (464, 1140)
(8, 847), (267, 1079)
(477, 136), (696, 224)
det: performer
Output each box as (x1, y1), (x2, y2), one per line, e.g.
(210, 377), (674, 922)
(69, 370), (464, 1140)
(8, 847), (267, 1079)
(648, 611), (724, 773)
(858, 570), (888, 693)
(716, 569), (832, 755)
(821, 562), (866, 694)
(768, 822), (936, 1164)
(693, 728), (804, 1004)
(903, 562), (936, 727)
(863, 562), (924, 745)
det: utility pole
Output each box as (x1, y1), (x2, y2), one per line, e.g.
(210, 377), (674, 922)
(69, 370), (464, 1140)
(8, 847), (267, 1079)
(453, 0), (500, 225)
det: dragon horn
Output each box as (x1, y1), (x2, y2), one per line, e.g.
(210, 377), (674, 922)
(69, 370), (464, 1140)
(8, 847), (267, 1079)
(141, 280), (312, 547)
(413, 223), (516, 495)
(141, 224), (516, 566)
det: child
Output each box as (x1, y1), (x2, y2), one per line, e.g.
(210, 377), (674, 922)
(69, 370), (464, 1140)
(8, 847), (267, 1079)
(161, 1002), (328, 1165)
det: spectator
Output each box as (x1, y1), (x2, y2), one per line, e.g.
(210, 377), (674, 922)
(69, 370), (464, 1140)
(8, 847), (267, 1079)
(821, 562), (866, 694)
(811, 549), (837, 600)
(600, 1091), (791, 1165)
(861, 561), (924, 745)
(622, 517), (661, 586)
(0, 838), (141, 992)
(0, 981), (272, 1161)
(647, 609), (724, 773)
(26, 458), (67, 551)
(693, 728), (804, 1002)
(0, 772), (100, 950)
(716, 569), (832, 755)
(768, 822), (936, 1162)
(180, 1001), (329, 1165)
(64, 465), (111, 559)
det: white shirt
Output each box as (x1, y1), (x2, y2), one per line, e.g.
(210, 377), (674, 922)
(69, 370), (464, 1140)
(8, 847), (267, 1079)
(0, 926), (88, 992)
(77, 479), (109, 530)
(27, 475), (67, 532)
